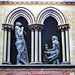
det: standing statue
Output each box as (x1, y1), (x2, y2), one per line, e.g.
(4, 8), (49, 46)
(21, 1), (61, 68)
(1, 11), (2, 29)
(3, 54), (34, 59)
(15, 22), (28, 65)
(44, 36), (60, 64)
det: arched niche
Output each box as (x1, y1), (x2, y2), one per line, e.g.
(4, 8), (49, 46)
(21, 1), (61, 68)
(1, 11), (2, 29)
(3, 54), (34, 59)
(36, 7), (68, 63)
(4, 7), (35, 64)
(11, 17), (31, 64)
(36, 7), (67, 25)
(42, 16), (62, 63)
(5, 7), (35, 25)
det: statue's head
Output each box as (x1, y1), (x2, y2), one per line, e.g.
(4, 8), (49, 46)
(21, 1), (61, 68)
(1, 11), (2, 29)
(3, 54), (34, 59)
(15, 22), (22, 26)
(44, 44), (48, 49)
(52, 36), (58, 41)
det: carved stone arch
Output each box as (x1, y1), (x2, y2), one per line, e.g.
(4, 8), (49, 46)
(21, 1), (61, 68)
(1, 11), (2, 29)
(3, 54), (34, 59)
(36, 7), (67, 25)
(36, 7), (70, 64)
(2, 7), (35, 64)
(5, 7), (35, 25)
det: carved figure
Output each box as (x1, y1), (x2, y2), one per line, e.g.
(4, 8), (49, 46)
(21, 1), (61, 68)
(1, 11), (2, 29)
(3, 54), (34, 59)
(15, 22), (28, 65)
(44, 36), (60, 64)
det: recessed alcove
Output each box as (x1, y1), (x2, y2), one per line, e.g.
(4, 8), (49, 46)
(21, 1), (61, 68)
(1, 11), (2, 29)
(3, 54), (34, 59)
(42, 16), (62, 63)
(10, 17), (31, 64)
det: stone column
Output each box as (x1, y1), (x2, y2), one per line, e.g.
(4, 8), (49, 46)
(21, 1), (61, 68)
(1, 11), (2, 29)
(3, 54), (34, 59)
(58, 25), (66, 63)
(35, 29), (39, 63)
(31, 30), (34, 63)
(58, 24), (70, 64)
(29, 24), (44, 64)
(29, 26), (35, 64)
(39, 27), (44, 63)
(39, 31), (41, 63)
(61, 30), (66, 62)
(65, 24), (70, 64)
(2, 25), (8, 64)
(2, 24), (14, 64)
(7, 26), (14, 64)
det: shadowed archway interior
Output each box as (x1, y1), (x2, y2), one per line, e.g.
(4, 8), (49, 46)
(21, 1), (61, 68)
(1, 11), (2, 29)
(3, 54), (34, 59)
(10, 17), (31, 64)
(42, 16), (62, 63)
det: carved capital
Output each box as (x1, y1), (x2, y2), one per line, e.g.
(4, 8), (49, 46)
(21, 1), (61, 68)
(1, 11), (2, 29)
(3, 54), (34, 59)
(29, 26), (34, 31)
(39, 26), (44, 31)
(2, 24), (14, 31)
(34, 25), (39, 30)
(64, 24), (70, 30)
(58, 24), (70, 31)
(29, 24), (44, 31)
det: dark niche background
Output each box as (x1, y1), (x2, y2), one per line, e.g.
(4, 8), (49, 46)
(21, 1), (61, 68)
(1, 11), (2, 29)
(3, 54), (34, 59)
(42, 16), (62, 63)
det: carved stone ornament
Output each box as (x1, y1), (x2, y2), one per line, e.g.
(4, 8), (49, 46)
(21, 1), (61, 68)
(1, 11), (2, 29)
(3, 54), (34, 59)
(29, 24), (44, 31)
(2, 24), (14, 31)
(58, 24), (70, 31)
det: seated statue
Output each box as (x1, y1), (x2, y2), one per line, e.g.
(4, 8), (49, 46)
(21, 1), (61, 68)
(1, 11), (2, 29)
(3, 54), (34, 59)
(44, 36), (60, 64)
(15, 22), (28, 65)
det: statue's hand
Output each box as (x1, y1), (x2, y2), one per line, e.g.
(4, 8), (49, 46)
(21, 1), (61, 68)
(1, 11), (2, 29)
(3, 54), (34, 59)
(44, 51), (49, 54)
(45, 48), (51, 51)
(21, 27), (24, 30)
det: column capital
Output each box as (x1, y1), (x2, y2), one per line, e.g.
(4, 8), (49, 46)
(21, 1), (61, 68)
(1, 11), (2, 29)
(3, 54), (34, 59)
(58, 24), (70, 31)
(64, 24), (70, 30)
(2, 24), (14, 31)
(29, 24), (44, 31)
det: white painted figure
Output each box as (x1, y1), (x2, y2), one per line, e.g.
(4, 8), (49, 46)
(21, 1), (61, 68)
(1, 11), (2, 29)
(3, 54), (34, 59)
(44, 36), (60, 64)
(15, 22), (28, 65)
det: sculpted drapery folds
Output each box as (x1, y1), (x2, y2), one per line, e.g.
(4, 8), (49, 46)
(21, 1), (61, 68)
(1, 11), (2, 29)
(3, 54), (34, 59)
(15, 22), (28, 65)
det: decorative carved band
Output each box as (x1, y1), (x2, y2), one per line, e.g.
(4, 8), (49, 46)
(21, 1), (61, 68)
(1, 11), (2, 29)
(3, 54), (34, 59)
(29, 24), (44, 31)
(0, 2), (75, 6)
(58, 24), (70, 31)
(2, 24), (14, 31)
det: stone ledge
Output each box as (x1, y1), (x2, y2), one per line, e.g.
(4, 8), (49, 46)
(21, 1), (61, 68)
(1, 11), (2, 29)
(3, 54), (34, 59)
(0, 65), (75, 75)
(0, 64), (75, 68)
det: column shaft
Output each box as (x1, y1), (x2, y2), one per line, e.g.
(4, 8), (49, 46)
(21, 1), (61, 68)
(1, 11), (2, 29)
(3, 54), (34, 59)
(39, 31), (42, 62)
(61, 30), (66, 62)
(31, 30), (34, 62)
(7, 31), (11, 63)
(35, 30), (38, 62)
(2, 31), (5, 62)
(3, 30), (7, 62)
(65, 30), (70, 62)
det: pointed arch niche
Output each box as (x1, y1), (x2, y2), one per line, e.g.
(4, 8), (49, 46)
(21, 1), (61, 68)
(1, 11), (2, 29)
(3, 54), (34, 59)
(2, 7), (35, 64)
(36, 7), (70, 64)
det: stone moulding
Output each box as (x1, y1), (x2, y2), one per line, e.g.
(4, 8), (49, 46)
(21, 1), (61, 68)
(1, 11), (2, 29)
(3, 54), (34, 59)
(0, 1), (75, 6)
(0, 64), (75, 68)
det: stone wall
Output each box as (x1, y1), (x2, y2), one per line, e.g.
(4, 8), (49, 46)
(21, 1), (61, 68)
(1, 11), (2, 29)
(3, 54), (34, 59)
(0, 68), (75, 75)
(0, 2), (75, 64)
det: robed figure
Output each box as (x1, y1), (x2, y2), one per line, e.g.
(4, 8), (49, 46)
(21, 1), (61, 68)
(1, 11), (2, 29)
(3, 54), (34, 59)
(15, 22), (28, 65)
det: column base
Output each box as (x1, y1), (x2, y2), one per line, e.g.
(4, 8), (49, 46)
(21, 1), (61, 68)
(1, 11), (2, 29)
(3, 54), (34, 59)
(61, 61), (71, 64)
(30, 62), (43, 65)
(2, 62), (11, 65)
